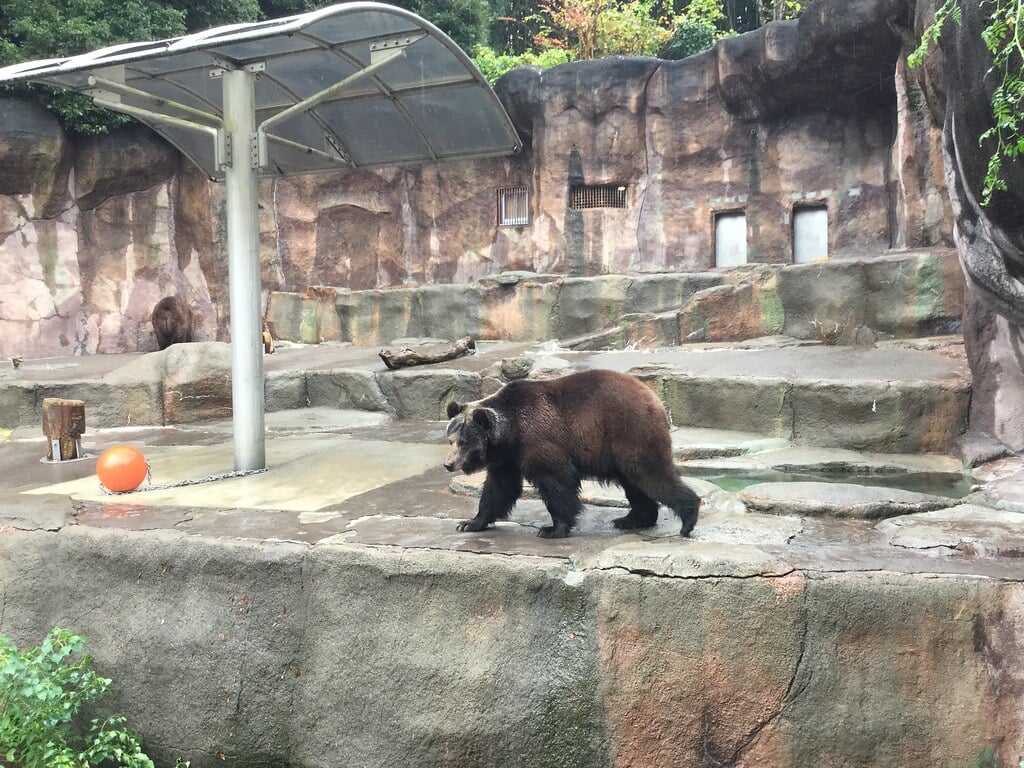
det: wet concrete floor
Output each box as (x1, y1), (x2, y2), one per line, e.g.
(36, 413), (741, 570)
(2, 337), (1020, 583)
(3, 401), (1023, 583)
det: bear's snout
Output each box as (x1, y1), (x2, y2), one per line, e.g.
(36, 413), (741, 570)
(444, 442), (463, 473)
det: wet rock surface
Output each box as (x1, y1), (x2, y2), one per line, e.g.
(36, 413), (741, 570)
(2, 402), (1023, 768)
(264, 250), (964, 350)
(739, 481), (956, 519)
(877, 505), (1024, 557)
(0, 338), (972, 456)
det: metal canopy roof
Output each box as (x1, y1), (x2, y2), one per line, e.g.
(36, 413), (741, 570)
(0, 2), (523, 179)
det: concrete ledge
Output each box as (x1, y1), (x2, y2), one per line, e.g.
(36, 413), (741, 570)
(0, 524), (1019, 768)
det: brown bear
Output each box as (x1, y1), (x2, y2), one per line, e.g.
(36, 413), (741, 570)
(444, 369), (700, 538)
(151, 296), (193, 350)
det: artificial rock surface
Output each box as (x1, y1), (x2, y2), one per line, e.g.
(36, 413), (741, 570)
(738, 481), (955, 519)
(908, 0), (1024, 452)
(266, 250), (963, 348)
(1, 409), (1022, 768)
(1, 0), (1022, 762)
(0, 338), (972, 454)
(0, 0), (956, 360)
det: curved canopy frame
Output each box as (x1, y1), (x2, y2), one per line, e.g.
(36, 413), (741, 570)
(0, 3), (523, 471)
(0, 2), (522, 179)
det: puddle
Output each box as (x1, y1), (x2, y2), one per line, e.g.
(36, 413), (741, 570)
(684, 468), (973, 499)
(20, 362), (79, 370)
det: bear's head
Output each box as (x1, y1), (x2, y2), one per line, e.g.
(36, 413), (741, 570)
(444, 400), (502, 473)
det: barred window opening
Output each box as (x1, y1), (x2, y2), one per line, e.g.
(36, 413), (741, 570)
(569, 184), (627, 210)
(497, 186), (530, 227)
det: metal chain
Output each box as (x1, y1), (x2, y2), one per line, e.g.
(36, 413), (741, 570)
(99, 463), (267, 496)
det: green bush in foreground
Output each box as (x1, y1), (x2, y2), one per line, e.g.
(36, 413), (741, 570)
(0, 628), (181, 768)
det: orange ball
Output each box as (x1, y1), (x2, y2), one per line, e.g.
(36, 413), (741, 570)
(96, 445), (148, 493)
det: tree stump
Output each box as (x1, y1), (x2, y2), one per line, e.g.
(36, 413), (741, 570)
(42, 398), (86, 461)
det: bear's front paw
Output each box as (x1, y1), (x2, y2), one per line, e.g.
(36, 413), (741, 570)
(456, 518), (493, 532)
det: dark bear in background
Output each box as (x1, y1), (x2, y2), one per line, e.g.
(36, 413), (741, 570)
(445, 369), (700, 538)
(151, 296), (193, 350)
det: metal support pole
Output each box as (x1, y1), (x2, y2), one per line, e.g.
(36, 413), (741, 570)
(222, 67), (266, 471)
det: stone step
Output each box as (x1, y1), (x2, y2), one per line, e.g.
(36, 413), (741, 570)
(578, 340), (970, 454)
(738, 482), (956, 520)
(267, 249), (964, 348)
(0, 336), (971, 456)
(669, 426), (791, 459)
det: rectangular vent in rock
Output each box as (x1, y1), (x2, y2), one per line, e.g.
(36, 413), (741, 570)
(793, 204), (829, 263)
(715, 211), (748, 267)
(569, 183), (627, 209)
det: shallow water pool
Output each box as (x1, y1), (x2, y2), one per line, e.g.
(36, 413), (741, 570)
(685, 468), (973, 499)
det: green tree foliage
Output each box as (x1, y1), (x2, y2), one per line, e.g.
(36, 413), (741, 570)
(660, 19), (717, 58)
(529, 0), (675, 59)
(715, 0), (800, 32)
(519, 0), (732, 62)
(383, 0), (491, 51)
(0, 628), (173, 768)
(489, 0), (542, 53)
(760, 0), (802, 22)
(718, 0), (758, 31)
(472, 43), (570, 81)
(977, 0), (1024, 203)
(660, 0), (729, 59)
(260, 0), (322, 15)
(0, 0), (184, 59)
(0, 0), (186, 133)
(417, 0), (491, 50)
(168, 0), (261, 31)
(910, 0), (1023, 205)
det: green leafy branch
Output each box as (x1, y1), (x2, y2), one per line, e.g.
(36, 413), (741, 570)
(977, 0), (1024, 202)
(909, 0), (1023, 206)
(907, 0), (962, 69)
(0, 628), (182, 768)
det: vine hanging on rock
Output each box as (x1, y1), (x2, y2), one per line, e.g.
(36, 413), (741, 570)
(910, 0), (1024, 206)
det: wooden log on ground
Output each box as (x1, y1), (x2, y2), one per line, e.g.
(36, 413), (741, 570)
(379, 336), (476, 370)
(42, 397), (86, 461)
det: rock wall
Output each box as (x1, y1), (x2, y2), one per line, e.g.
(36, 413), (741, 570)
(1, 524), (1021, 768)
(0, 101), (221, 358)
(936, 1), (1024, 452)
(0, 0), (955, 361)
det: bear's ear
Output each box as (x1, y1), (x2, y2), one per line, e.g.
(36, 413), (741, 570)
(472, 407), (496, 431)
(446, 401), (465, 419)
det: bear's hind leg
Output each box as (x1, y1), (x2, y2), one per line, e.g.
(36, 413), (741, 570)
(658, 478), (700, 537)
(632, 469), (700, 538)
(613, 478), (659, 530)
(457, 465), (522, 532)
(532, 472), (583, 538)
